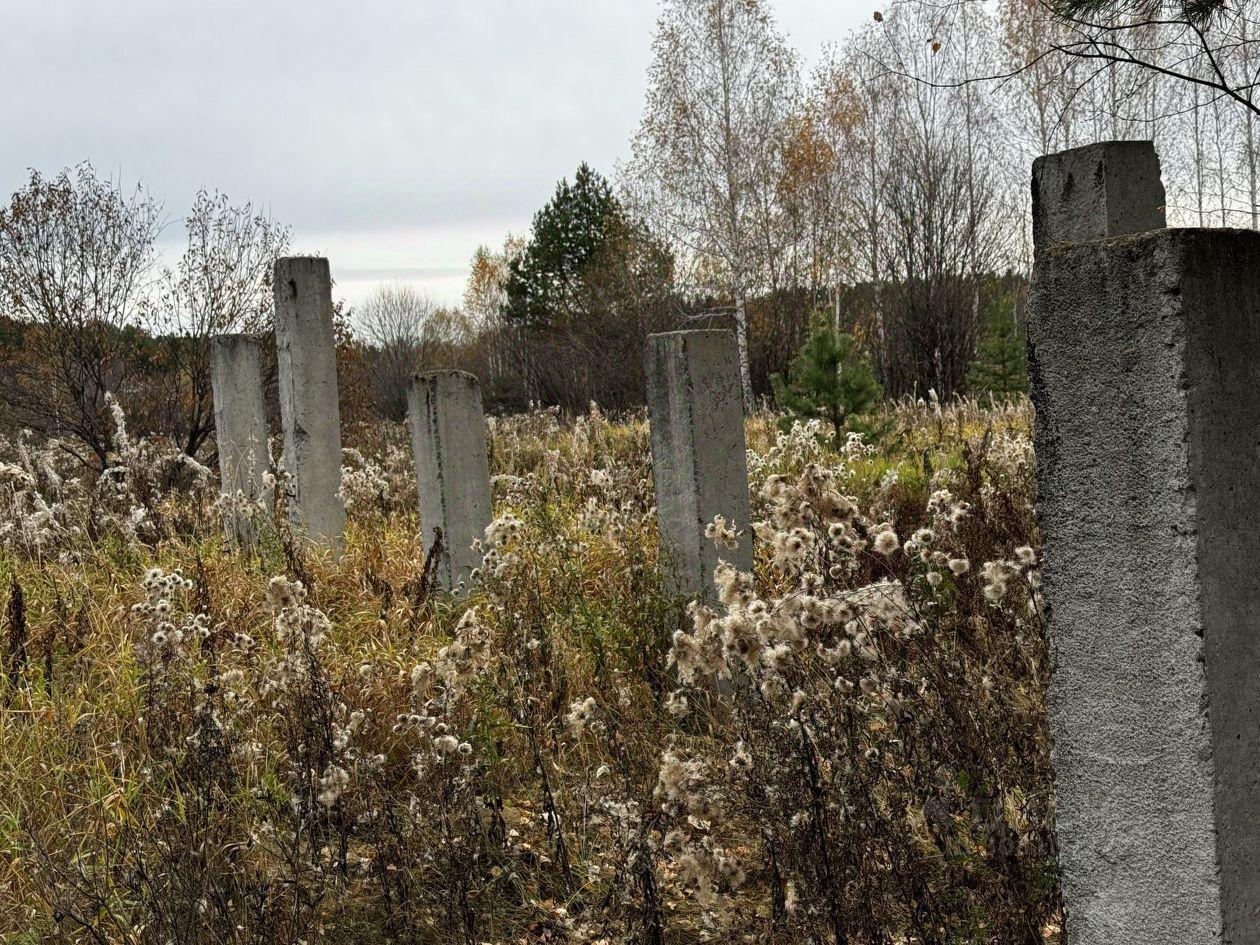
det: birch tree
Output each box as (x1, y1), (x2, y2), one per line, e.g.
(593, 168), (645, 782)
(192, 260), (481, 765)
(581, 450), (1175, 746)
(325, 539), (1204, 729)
(627, 0), (798, 408)
(464, 236), (525, 401)
(153, 191), (289, 456)
(830, 7), (1015, 397)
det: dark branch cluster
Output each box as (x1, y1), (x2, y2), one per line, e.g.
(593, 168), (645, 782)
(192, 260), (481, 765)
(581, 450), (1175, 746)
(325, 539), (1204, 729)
(1051, 0), (1228, 25)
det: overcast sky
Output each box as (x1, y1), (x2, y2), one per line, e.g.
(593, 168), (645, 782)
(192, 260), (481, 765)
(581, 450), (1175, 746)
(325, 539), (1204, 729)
(1, 1), (871, 312)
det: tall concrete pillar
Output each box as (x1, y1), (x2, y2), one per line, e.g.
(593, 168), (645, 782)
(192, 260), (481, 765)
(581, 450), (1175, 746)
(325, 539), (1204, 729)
(407, 371), (492, 591)
(273, 256), (346, 551)
(210, 333), (271, 548)
(1029, 140), (1260, 943)
(645, 329), (753, 602)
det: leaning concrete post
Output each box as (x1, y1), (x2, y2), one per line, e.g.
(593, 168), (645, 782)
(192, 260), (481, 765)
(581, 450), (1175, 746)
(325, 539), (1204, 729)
(407, 370), (492, 592)
(646, 329), (753, 602)
(1029, 140), (1260, 942)
(273, 256), (346, 551)
(210, 334), (271, 549)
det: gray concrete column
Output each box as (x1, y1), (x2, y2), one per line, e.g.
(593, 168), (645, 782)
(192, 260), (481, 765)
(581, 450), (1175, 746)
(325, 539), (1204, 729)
(407, 370), (492, 591)
(210, 333), (271, 548)
(645, 329), (753, 603)
(1032, 139), (1165, 251)
(1029, 141), (1260, 943)
(273, 256), (346, 551)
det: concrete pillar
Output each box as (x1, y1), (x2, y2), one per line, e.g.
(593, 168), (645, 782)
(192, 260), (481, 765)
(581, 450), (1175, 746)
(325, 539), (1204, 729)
(1032, 139), (1165, 251)
(210, 333), (271, 548)
(273, 256), (346, 551)
(645, 329), (753, 602)
(407, 371), (492, 591)
(1028, 141), (1260, 943)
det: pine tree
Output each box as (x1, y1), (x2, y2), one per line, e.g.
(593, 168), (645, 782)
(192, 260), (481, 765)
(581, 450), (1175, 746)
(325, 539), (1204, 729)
(503, 163), (625, 329)
(772, 320), (882, 443)
(497, 163), (676, 409)
(967, 294), (1028, 398)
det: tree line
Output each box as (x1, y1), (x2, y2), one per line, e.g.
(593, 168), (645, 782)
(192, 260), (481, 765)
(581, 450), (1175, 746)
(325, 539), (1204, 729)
(463, 0), (1260, 417)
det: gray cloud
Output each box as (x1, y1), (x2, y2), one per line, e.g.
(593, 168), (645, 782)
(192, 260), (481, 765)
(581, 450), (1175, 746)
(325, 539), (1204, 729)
(1, 0), (869, 304)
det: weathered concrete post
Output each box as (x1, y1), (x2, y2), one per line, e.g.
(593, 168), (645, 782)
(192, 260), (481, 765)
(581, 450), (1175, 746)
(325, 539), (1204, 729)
(645, 329), (753, 602)
(273, 256), (346, 551)
(1029, 140), (1260, 943)
(210, 333), (271, 548)
(1031, 139), (1166, 250)
(407, 370), (492, 591)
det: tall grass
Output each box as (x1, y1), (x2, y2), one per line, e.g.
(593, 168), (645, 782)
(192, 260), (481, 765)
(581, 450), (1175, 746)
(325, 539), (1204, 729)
(0, 397), (1056, 943)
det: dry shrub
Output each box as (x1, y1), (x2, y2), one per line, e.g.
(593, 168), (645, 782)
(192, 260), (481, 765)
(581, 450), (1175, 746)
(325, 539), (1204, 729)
(0, 397), (1056, 943)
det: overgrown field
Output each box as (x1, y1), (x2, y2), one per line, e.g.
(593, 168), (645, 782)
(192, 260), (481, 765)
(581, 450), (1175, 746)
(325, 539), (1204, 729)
(0, 398), (1057, 944)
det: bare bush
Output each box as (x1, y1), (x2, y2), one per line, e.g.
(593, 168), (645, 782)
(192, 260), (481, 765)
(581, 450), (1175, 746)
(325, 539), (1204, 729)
(358, 284), (469, 421)
(151, 190), (290, 457)
(0, 164), (161, 467)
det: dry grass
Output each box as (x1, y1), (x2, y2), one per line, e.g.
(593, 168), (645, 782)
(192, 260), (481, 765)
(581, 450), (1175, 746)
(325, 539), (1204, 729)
(0, 397), (1057, 944)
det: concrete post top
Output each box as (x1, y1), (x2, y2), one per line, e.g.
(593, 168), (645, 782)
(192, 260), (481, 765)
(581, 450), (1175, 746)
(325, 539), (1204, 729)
(212, 332), (261, 349)
(647, 329), (740, 360)
(1033, 140), (1166, 252)
(275, 255), (329, 271)
(1035, 222), (1260, 260)
(410, 369), (481, 388)
(274, 256), (331, 291)
(1033, 139), (1156, 168)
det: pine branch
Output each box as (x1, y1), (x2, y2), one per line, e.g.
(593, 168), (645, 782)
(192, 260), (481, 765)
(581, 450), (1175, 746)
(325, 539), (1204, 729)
(1049, 0), (1227, 25)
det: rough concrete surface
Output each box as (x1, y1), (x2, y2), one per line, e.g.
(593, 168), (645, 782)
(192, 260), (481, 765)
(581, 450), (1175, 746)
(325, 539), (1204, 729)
(210, 333), (271, 547)
(1029, 227), (1260, 944)
(645, 329), (753, 602)
(273, 256), (346, 551)
(408, 370), (492, 591)
(1032, 141), (1167, 251)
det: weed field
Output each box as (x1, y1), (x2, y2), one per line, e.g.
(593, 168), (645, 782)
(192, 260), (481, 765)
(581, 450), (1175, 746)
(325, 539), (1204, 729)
(0, 398), (1057, 944)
